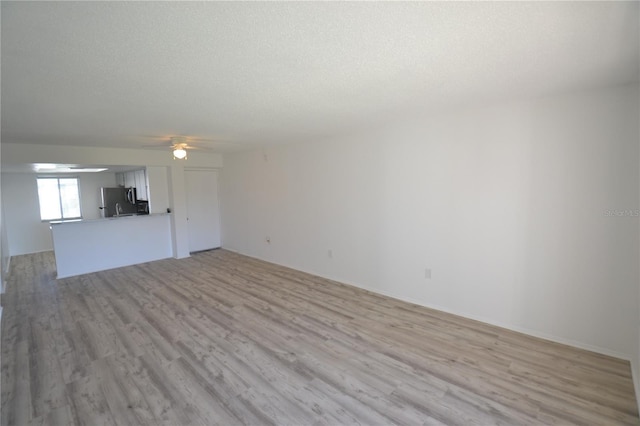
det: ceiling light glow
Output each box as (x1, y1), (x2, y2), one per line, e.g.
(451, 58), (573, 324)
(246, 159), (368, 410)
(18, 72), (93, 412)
(173, 148), (187, 159)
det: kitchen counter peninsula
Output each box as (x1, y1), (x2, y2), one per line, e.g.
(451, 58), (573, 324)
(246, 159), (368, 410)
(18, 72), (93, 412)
(50, 213), (172, 278)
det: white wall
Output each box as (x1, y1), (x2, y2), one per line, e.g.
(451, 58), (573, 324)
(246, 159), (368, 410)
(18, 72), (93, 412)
(1, 172), (117, 255)
(1, 145), (223, 259)
(220, 84), (639, 362)
(2, 173), (53, 255)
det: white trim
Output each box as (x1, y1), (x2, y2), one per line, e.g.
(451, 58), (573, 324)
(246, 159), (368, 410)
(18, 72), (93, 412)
(223, 247), (633, 361)
(9, 249), (51, 256)
(370, 288), (631, 360)
(198, 246), (640, 414)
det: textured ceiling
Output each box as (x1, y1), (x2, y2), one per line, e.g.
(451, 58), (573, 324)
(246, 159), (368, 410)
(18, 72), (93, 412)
(1, 1), (638, 153)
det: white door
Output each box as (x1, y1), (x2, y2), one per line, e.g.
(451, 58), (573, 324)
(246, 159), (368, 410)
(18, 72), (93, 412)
(185, 169), (221, 252)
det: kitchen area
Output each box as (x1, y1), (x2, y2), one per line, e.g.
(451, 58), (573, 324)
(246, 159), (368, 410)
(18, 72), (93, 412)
(2, 142), (223, 284)
(100, 169), (151, 218)
(50, 167), (174, 278)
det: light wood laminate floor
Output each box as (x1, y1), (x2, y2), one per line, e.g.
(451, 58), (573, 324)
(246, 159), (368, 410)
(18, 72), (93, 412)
(1, 250), (638, 425)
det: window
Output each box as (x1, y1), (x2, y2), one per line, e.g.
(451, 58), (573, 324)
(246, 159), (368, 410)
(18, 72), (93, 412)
(36, 177), (82, 221)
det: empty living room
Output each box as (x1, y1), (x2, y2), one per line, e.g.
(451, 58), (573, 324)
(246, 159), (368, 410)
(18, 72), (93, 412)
(1, 1), (639, 425)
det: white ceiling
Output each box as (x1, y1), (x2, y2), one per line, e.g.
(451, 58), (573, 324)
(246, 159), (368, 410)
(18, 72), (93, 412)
(2, 1), (638, 153)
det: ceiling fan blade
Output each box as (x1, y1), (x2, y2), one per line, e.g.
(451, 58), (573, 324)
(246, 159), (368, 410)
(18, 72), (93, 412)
(131, 134), (244, 151)
(187, 136), (242, 144)
(140, 142), (172, 148)
(135, 134), (174, 140)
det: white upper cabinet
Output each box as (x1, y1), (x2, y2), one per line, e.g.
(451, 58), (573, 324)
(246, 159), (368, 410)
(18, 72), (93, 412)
(124, 171), (136, 188)
(116, 169), (148, 200)
(134, 169), (148, 201)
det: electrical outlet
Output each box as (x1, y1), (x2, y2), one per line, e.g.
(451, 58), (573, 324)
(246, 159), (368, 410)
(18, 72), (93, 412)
(328, 249), (333, 259)
(424, 268), (431, 279)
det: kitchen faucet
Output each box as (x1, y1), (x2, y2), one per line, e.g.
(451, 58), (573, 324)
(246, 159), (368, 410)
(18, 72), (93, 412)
(115, 202), (121, 217)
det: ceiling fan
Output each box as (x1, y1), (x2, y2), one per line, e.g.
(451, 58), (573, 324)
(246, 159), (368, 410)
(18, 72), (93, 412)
(168, 136), (195, 159)
(138, 134), (240, 159)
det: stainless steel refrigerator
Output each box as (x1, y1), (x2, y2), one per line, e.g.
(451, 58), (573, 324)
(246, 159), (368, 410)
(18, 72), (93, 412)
(100, 187), (137, 217)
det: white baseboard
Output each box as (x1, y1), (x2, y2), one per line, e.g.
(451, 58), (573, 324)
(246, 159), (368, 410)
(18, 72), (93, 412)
(222, 247), (632, 361)
(221, 247), (639, 411)
(374, 289), (631, 361)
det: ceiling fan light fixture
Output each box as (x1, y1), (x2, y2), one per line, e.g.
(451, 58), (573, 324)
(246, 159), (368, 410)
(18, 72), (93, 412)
(173, 147), (187, 159)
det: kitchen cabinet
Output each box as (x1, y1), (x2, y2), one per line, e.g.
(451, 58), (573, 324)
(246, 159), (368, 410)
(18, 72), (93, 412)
(146, 166), (169, 214)
(117, 169), (147, 200)
(134, 169), (148, 201)
(124, 171), (136, 188)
